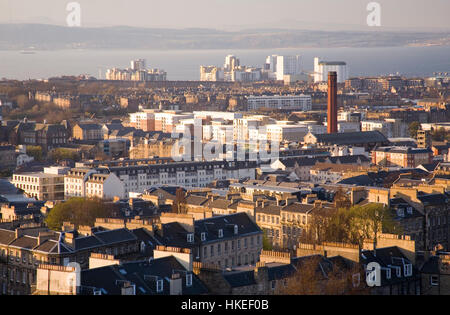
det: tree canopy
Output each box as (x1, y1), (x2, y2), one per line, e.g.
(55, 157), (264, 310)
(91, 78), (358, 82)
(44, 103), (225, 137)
(408, 122), (421, 139)
(45, 197), (117, 231)
(303, 203), (401, 247)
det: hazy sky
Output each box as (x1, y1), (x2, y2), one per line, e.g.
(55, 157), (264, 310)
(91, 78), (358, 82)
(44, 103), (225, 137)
(1, 0), (450, 31)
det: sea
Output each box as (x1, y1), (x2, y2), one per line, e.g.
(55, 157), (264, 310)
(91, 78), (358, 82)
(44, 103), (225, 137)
(0, 45), (449, 81)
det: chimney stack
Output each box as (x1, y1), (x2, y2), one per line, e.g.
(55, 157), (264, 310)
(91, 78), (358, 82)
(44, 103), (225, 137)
(169, 273), (183, 295)
(327, 71), (338, 134)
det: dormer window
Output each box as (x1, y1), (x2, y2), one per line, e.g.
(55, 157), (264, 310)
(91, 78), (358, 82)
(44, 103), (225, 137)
(234, 225), (238, 235)
(156, 279), (163, 293)
(390, 265), (401, 277)
(407, 207), (413, 215)
(187, 233), (194, 243)
(201, 232), (206, 241)
(186, 274), (192, 287)
(386, 268), (391, 279)
(397, 208), (405, 217)
(218, 229), (223, 238)
(404, 263), (413, 277)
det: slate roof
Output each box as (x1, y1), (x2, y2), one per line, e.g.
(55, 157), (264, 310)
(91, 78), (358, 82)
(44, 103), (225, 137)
(360, 246), (419, 286)
(282, 202), (314, 214)
(419, 256), (441, 274)
(80, 256), (208, 295)
(311, 131), (389, 145)
(194, 213), (262, 244)
(417, 193), (449, 206)
(71, 228), (137, 251)
(76, 123), (102, 130)
(278, 155), (370, 169)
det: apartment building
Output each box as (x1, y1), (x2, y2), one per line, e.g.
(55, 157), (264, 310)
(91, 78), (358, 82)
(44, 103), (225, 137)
(372, 147), (433, 168)
(11, 167), (69, 201)
(129, 111), (156, 132)
(66, 160), (256, 197)
(154, 212), (263, 269)
(361, 120), (408, 138)
(72, 123), (103, 141)
(247, 95), (312, 111)
(0, 225), (141, 295)
(64, 167), (97, 198)
(36, 253), (208, 295)
(0, 145), (16, 171)
(154, 112), (194, 133)
(85, 173), (125, 200)
(264, 124), (308, 142)
(9, 120), (68, 151)
(233, 116), (274, 142)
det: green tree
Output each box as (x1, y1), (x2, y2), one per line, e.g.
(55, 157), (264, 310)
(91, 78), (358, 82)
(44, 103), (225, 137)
(45, 198), (116, 230)
(49, 148), (80, 162)
(262, 230), (273, 251)
(347, 203), (400, 248)
(26, 145), (43, 161)
(408, 122), (421, 139)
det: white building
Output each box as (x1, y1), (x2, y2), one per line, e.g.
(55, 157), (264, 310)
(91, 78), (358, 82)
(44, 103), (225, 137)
(131, 59), (146, 71)
(224, 55), (240, 71)
(264, 124), (309, 142)
(200, 66), (224, 81)
(85, 173), (125, 199)
(193, 111), (243, 121)
(64, 168), (97, 198)
(297, 121), (327, 135)
(314, 57), (348, 83)
(324, 121), (361, 133)
(265, 55), (302, 81)
(11, 167), (70, 201)
(73, 160), (257, 192)
(247, 95), (312, 111)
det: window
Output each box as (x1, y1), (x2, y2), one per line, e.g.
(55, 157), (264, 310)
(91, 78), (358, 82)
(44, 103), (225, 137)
(186, 274), (192, 287)
(201, 232), (206, 241)
(218, 229), (223, 238)
(404, 264), (413, 277)
(187, 233), (194, 243)
(156, 279), (163, 293)
(430, 275), (439, 286)
(203, 247), (207, 258)
(234, 225), (238, 235)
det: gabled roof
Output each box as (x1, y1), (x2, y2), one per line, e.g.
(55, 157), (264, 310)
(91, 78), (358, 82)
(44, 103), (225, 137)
(223, 270), (256, 288)
(417, 193), (448, 206)
(195, 213), (262, 244)
(76, 123), (102, 130)
(80, 256), (208, 295)
(282, 202), (314, 214)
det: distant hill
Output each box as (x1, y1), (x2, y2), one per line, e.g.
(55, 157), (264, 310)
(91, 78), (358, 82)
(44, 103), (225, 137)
(0, 23), (449, 50)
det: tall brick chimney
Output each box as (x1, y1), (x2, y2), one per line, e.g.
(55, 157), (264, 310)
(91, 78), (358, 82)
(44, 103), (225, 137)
(327, 71), (338, 134)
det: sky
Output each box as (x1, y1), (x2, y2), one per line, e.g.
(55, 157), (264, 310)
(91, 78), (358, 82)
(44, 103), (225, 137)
(1, 0), (450, 31)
